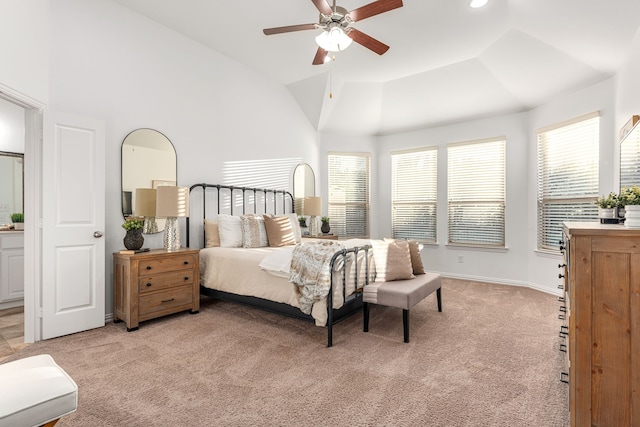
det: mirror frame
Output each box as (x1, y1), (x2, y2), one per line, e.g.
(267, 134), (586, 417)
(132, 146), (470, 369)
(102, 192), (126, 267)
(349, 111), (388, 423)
(121, 128), (177, 233)
(0, 151), (24, 221)
(620, 118), (640, 191)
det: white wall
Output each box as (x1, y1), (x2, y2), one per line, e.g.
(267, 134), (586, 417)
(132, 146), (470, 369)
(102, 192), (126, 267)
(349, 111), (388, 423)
(616, 26), (640, 153)
(0, 0), (49, 105)
(49, 0), (319, 314)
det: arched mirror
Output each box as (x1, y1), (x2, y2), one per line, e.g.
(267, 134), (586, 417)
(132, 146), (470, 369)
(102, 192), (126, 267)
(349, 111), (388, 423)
(620, 117), (640, 190)
(293, 163), (315, 214)
(121, 129), (177, 233)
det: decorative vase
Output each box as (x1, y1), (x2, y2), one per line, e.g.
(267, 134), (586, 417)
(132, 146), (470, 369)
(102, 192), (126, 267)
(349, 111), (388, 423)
(624, 205), (640, 228)
(123, 228), (144, 250)
(13, 222), (24, 231)
(597, 207), (616, 219)
(321, 221), (330, 234)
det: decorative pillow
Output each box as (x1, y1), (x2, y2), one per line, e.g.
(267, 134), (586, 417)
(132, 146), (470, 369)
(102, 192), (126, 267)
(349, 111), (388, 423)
(371, 239), (414, 282)
(241, 214), (269, 248)
(284, 213), (302, 243)
(204, 219), (220, 248)
(217, 214), (243, 248)
(263, 215), (297, 247)
(384, 238), (426, 275)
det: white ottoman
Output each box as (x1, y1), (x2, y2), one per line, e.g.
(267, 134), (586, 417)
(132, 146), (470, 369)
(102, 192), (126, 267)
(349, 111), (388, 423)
(0, 354), (78, 427)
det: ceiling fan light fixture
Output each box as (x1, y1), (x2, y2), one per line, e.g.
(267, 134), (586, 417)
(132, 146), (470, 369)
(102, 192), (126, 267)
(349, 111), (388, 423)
(315, 26), (353, 52)
(469, 0), (488, 8)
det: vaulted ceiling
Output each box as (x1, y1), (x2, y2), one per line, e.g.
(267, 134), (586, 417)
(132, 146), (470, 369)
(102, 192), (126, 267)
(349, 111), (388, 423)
(113, 0), (640, 135)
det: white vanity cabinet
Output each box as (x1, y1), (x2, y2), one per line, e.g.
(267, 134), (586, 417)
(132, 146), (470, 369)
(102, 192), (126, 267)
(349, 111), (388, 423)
(0, 231), (24, 309)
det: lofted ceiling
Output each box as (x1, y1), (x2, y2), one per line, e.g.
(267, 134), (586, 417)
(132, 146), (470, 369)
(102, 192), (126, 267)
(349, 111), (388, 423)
(112, 0), (640, 136)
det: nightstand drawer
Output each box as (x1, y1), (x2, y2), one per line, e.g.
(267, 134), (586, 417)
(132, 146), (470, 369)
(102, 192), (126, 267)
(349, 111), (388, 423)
(137, 254), (196, 276)
(139, 285), (193, 317)
(138, 270), (194, 293)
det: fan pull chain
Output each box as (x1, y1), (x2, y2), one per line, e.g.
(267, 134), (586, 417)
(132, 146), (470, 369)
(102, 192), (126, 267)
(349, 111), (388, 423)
(329, 54), (335, 99)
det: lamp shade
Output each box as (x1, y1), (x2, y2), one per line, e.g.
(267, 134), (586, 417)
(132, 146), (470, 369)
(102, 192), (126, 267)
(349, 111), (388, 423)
(156, 186), (189, 218)
(134, 188), (156, 217)
(315, 27), (352, 52)
(303, 196), (322, 217)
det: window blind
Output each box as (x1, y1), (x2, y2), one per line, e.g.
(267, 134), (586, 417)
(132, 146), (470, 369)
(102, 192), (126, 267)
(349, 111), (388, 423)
(328, 153), (370, 239)
(391, 147), (437, 242)
(447, 138), (505, 247)
(537, 113), (599, 251)
(620, 123), (640, 189)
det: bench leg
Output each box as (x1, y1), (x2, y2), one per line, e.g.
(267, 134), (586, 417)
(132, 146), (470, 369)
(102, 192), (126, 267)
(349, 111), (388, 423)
(363, 302), (370, 332)
(436, 288), (442, 312)
(403, 309), (409, 343)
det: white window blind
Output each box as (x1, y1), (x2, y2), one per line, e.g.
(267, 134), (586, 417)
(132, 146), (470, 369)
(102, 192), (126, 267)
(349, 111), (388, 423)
(328, 153), (370, 239)
(391, 147), (437, 242)
(620, 122), (640, 189)
(537, 112), (599, 251)
(448, 138), (506, 247)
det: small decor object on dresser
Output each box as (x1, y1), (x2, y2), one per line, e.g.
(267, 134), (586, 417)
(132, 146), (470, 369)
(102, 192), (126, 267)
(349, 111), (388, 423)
(122, 217), (144, 250)
(10, 213), (23, 230)
(321, 216), (330, 234)
(619, 185), (640, 227)
(596, 192), (618, 224)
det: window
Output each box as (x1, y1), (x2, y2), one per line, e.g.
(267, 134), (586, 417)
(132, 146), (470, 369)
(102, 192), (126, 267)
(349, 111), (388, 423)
(537, 112), (599, 251)
(391, 147), (437, 242)
(328, 153), (370, 238)
(447, 138), (506, 247)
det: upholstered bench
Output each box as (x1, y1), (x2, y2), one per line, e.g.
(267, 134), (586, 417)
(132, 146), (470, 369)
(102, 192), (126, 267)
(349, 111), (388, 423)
(363, 272), (442, 343)
(0, 354), (78, 427)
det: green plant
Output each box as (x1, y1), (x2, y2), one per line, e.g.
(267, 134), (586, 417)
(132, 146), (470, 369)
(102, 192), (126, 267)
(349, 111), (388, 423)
(10, 212), (23, 223)
(321, 216), (330, 223)
(298, 216), (307, 226)
(619, 185), (640, 206)
(122, 217), (144, 230)
(596, 192), (618, 209)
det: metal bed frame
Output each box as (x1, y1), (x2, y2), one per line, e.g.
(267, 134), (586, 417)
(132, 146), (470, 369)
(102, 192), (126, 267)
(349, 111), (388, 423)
(185, 183), (370, 347)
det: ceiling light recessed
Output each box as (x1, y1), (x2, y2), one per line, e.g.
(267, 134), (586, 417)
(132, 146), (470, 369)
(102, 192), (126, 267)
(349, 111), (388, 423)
(469, 0), (488, 8)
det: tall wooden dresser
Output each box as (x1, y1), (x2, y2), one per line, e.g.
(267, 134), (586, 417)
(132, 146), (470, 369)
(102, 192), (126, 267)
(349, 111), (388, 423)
(561, 222), (639, 426)
(113, 248), (200, 331)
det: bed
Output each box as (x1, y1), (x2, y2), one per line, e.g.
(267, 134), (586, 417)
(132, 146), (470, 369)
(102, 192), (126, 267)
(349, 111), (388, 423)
(185, 183), (372, 347)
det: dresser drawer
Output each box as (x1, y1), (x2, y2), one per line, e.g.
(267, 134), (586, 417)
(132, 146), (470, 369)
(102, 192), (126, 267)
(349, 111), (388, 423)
(138, 270), (194, 293)
(139, 285), (193, 317)
(137, 254), (196, 276)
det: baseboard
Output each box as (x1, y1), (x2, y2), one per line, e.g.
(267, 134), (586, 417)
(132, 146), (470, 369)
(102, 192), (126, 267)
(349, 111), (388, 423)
(439, 272), (562, 297)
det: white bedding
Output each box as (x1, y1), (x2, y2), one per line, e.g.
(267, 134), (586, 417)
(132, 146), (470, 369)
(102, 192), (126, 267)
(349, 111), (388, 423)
(199, 239), (373, 326)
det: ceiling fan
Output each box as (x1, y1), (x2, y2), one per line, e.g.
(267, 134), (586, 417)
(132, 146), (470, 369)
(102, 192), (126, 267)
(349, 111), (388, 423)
(263, 0), (403, 65)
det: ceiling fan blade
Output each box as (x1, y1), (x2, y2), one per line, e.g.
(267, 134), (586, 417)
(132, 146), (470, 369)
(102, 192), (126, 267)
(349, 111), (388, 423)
(312, 47), (329, 65)
(263, 23), (317, 36)
(311, 0), (333, 16)
(347, 28), (390, 55)
(348, 0), (403, 22)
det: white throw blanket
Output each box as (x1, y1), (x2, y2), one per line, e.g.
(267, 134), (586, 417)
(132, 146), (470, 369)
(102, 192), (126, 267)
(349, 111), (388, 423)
(289, 241), (345, 314)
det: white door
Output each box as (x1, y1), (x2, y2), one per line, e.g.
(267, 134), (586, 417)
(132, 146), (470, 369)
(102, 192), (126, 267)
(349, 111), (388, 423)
(42, 111), (105, 339)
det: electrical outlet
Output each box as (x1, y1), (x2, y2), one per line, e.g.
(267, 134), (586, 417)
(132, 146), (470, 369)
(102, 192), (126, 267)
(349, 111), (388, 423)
(458, 255), (464, 263)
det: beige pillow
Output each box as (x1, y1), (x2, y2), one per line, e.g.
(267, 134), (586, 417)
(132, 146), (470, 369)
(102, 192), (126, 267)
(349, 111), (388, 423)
(384, 238), (425, 275)
(284, 213), (302, 243)
(371, 239), (414, 282)
(263, 215), (297, 247)
(241, 214), (269, 248)
(204, 219), (220, 248)
(218, 214), (242, 248)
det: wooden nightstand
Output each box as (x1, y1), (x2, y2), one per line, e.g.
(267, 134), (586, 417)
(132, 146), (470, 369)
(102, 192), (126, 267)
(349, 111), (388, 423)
(302, 234), (338, 240)
(113, 248), (200, 331)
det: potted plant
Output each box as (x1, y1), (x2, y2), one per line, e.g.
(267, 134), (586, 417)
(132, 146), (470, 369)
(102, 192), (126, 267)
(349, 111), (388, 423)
(298, 216), (307, 228)
(10, 213), (24, 230)
(596, 192), (618, 221)
(321, 216), (330, 234)
(619, 185), (640, 227)
(122, 217), (145, 250)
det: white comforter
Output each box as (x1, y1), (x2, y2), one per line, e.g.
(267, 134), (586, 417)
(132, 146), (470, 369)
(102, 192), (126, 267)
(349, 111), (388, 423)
(199, 239), (372, 326)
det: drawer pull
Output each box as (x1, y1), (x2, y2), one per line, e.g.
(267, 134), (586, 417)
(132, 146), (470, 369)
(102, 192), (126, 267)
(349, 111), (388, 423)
(559, 325), (568, 335)
(560, 372), (569, 384)
(558, 296), (565, 303)
(557, 284), (564, 290)
(161, 298), (175, 303)
(146, 266), (152, 270)
(184, 261), (189, 265)
(558, 314), (565, 320)
(558, 263), (566, 269)
(558, 273), (565, 279)
(146, 283), (152, 287)
(560, 343), (567, 353)
(184, 276), (189, 281)
(559, 305), (566, 313)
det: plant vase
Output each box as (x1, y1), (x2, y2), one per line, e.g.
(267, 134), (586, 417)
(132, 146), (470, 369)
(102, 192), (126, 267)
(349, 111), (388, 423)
(123, 228), (144, 250)
(624, 205), (640, 228)
(321, 221), (330, 234)
(13, 222), (24, 231)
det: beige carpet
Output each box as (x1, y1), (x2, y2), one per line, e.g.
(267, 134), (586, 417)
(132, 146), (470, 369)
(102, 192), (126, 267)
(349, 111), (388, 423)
(4, 279), (568, 426)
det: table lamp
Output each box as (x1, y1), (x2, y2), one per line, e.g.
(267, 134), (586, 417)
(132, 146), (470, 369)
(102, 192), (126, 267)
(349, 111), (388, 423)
(156, 186), (189, 250)
(304, 196), (322, 237)
(135, 188), (158, 234)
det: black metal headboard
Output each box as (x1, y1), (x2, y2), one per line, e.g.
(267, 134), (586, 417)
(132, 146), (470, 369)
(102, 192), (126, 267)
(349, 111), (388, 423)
(186, 183), (295, 248)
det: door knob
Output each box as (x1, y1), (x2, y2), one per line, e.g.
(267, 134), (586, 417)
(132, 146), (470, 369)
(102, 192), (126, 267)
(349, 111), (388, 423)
(93, 231), (103, 238)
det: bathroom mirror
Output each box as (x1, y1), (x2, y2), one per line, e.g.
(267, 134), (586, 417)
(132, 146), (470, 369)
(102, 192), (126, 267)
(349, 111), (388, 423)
(0, 152), (23, 225)
(293, 163), (315, 214)
(121, 129), (177, 233)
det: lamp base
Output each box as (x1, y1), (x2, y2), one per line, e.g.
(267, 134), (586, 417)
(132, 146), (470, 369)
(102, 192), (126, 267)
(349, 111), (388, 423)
(142, 216), (158, 234)
(163, 217), (181, 251)
(309, 215), (319, 237)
